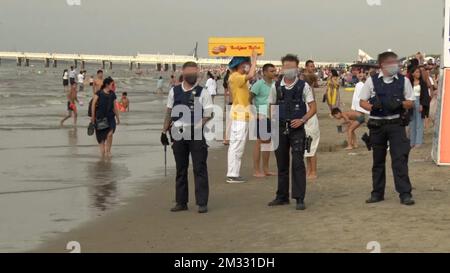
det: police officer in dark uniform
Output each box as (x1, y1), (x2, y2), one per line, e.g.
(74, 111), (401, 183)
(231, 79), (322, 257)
(359, 51), (416, 206)
(161, 61), (213, 213)
(268, 54), (317, 210)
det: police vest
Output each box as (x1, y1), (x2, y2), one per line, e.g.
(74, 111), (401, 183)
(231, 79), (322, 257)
(370, 74), (405, 117)
(172, 85), (204, 124)
(275, 80), (307, 121)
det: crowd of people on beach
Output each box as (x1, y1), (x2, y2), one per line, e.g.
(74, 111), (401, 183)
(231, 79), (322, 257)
(56, 49), (439, 213)
(159, 50), (439, 213)
(60, 67), (130, 158)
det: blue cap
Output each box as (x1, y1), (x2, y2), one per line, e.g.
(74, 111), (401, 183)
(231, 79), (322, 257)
(228, 57), (251, 69)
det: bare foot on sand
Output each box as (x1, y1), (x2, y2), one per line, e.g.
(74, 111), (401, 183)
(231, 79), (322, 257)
(344, 146), (354, 150)
(308, 174), (318, 180)
(223, 140), (229, 146)
(253, 172), (266, 178)
(264, 171), (277, 176)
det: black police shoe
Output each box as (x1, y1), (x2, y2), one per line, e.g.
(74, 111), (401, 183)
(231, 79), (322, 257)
(296, 200), (306, 211)
(268, 199), (290, 206)
(365, 196), (384, 204)
(401, 197), (415, 206)
(170, 203), (188, 212)
(198, 206), (208, 214)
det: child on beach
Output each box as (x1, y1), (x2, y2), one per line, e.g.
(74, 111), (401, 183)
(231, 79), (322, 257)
(60, 82), (79, 127)
(118, 92), (130, 112)
(331, 108), (365, 150)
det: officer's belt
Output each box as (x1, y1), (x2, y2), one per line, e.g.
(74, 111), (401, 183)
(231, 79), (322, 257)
(368, 118), (401, 126)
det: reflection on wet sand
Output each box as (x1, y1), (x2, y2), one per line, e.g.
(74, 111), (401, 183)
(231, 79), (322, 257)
(68, 128), (78, 153)
(87, 160), (130, 211)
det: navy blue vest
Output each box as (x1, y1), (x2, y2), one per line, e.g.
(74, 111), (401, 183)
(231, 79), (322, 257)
(275, 79), (307, 121)
(370, 74), (405, 117)
(171, 84), (204, 124)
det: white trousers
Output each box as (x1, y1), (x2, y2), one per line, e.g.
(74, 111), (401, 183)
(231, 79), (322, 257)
(227, 120), (249, 177)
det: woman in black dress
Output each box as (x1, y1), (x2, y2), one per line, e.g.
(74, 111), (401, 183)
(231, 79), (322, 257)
(90, 77), (120, 158)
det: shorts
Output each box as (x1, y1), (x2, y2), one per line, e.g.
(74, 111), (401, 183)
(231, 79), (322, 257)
(356, 114), (366, 124)
(67, 101), (77, 113)
(69, 78), (75, 85)
(255, 118), (271, 140)
(63, 79), (69, 86)
(78, 83), (84, 92)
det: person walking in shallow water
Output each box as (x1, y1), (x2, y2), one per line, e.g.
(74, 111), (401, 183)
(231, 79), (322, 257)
(62, 69), (69, 93)
(90, 77), (120, 158)
(60, 82), (79, 127)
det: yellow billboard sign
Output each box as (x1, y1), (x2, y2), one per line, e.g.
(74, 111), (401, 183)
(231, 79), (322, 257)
(208, 37), (265, 57)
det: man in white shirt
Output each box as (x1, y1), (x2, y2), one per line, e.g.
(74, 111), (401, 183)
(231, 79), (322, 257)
(267, 54), (317, 211)
(205, 71), (217, 103)
(359, 51), (415, 206)
(69, 66), (77, 85)
(77, 71), (85, 92)
(352, 72), (370, 115)
(161, 61), (213, 214)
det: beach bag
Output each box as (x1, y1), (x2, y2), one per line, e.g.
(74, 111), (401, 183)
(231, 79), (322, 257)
(95, 117), (110, 130)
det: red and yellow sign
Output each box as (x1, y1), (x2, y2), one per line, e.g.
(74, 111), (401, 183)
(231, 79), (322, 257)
(208, 37), (265, 57)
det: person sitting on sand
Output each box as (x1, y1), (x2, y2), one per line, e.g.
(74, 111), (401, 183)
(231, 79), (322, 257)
(60, 82), (79, 127)
(331, 108), (365, 150)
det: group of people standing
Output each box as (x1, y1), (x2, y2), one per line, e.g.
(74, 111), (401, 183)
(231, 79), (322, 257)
(161, 52), (322, 213)
(161, 50), (424, 214)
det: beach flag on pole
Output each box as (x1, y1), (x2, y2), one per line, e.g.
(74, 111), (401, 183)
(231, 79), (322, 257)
(431, 0), (450, 165)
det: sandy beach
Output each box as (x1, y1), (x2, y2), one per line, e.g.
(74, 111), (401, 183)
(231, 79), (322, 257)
(34, 87), (450, 253)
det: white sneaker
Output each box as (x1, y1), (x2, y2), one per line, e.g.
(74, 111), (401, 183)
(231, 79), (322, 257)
(226, 177), (247, 184)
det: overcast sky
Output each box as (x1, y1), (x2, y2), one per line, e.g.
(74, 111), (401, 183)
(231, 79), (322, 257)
(0, 0), (444, 62)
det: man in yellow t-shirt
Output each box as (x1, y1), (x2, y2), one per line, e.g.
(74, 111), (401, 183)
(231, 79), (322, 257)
(226, 52), (257, 184)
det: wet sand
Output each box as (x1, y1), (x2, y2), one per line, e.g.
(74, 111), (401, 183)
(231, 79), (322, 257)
(36, 87), (450, 253)
(0, 62), (190, 252)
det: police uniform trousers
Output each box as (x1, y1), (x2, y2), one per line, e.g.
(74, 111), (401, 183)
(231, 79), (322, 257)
(172, 135), (209, 206)
(274, 125), (307, 202)
(369, 120), (412, 199)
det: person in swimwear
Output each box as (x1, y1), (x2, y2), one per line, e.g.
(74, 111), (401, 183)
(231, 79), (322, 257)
(89, 75), (94, 87)
(119, 92), (130, 112)
(61, 82), (79, 127)
(93, 70), (104, 95)
(331, 108), (365, 150)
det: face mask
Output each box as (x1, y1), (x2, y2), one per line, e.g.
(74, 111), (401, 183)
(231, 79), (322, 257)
(283, 68), (298, 80)
(384, 64), (399, 77)
(243, 65), (250, 73)
(184, 74), (198, 85)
